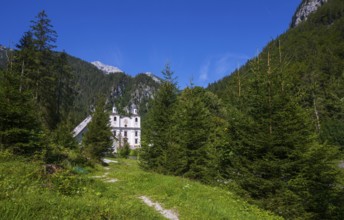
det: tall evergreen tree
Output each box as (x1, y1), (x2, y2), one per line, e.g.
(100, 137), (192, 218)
(140, 64), (178, 172)
(82, 97), (112, 162)
(0, 69), (42, 155)
(30, 10), (57, 52)
(53, 51), (75, 124)
(172, 87), (228, 182)
(225, 51), (343, 219)
(28, 10), (61, 129)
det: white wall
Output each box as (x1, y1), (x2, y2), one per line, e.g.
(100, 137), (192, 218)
(109, 114), (140, 128)
(109, 113), (141, 150)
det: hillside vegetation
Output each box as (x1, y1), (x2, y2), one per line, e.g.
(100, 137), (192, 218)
(208, 0), (344, 149)
(66, 54), (161, 125)
(140, 1), (344, 219)
(0, 153), (280, 220)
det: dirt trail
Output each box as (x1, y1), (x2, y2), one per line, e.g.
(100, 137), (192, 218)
(98, 159), (179, 219)
(139, 196), (179, 220)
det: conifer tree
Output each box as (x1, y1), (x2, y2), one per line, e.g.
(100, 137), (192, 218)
(54, 51), (75, 124)
(83, 97), (112, 162)
(225, 50), (343, 219)
(172, 87), (228, 182)
(0, 69), (42, 155)
(140, 64), (177, 172)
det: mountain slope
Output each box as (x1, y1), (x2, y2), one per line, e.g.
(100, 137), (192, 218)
(65, 54), (161, 125)
(208, 0), (344, 148)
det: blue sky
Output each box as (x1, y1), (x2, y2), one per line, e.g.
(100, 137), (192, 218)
(1, 0), (301, 87)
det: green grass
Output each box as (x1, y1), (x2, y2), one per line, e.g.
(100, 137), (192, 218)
(0, 155), (281, 219)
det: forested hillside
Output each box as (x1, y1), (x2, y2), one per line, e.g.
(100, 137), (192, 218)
(140, 0), (344, 219)
(65, 54), (161, 125)
(0, 48), (160, 127)
(208, 0), (344, 149)
(1, 1), (344, 219)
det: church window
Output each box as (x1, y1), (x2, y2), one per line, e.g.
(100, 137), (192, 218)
(124, 131), (127, 137)
(135, 117), (138, 122)
(135, 139), (138, 144)
(135, 131), (138, 137)
(114, 117), (117, 121)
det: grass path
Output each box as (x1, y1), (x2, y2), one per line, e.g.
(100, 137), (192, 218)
(0, 156), (281, 219)
(89, 158), (281, 220)
(95, 159), (179, 220)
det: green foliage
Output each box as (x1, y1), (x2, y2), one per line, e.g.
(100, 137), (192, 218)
(171, 87), (228, 182)
(217, 48), (344, 218)
(209, 0), (344, 150)
(205, 3), (344, 217)
(141, 84), (229, 183)
(0, 155), (280, 219)
(140, 65), (178, 172)
(48, 170), (89, 196)
(117, 142), (130, 158)
(0, 69), (43, 155)
(82, 98), (112, 162)
(129, 148), (140, 157)
(12, 10), (76, 130)
(65, 56), (161, 126)
(44, 121), (87, 167)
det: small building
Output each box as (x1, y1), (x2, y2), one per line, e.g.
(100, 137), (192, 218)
(72, 107), (141, 153)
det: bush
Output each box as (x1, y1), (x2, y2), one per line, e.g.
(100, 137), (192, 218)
(117, 143), (130, 158)
(129, 148), (140, 157)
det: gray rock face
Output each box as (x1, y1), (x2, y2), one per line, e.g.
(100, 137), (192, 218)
(291, 0), (328, 27)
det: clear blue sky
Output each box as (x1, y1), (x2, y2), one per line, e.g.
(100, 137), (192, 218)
(1, 0), (301, 87)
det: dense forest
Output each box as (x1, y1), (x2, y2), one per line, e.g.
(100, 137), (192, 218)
(0, 38), (161, 128)
(1, 0), (344, 219)
(140, 0), (344, 219)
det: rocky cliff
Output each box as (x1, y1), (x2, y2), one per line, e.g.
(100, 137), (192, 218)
(291, 0), (328, 27)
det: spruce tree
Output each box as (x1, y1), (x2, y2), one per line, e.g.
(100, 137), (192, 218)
(28, 10), (61, 130)
(82, 98), (112, 162)
(172, 87), (227, 182)
(0, 69), (42, 155)
(226, 50), (344, 219)
(53, 51), (75, 124)
(139, 64), (177, 172)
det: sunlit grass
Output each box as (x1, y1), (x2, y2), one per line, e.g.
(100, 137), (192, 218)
(0, 155), (280, 219)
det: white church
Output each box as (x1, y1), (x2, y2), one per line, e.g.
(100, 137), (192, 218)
(110, 107), (141, 151)
(72, 106), (141, 152)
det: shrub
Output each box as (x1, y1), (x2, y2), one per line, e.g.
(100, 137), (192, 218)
(118, 143), (130, 158)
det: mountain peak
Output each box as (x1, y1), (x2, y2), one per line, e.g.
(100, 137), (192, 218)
(91, 61), (123, 74)
(291, 0), (328, 27)
(144, 72), (162, 83)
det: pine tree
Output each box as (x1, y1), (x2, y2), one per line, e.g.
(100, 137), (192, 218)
(172, 87), (227, 182)
(82, 97), (112, 162)
(53, 51), (75, 124)
(0, 69), (42, 155)
(14, 31), (37, 93)
(28, 10), (61, 130)
(226, 50), (344, 218)
(30, 10), (57, 52)
(139, 64), (178, 172)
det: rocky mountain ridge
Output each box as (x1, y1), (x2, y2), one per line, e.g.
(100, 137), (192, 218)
(291, 0), (328, 27)
(91, 61), (123, 74)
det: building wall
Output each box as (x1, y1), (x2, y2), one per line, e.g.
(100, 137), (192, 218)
(110, 113), (141, 151)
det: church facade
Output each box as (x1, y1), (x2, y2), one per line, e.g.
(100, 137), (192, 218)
(110, 107), (141, 152)
(72, 107), (141, 153)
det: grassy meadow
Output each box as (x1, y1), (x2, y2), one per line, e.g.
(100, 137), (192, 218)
(0, 153), (281, 219)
